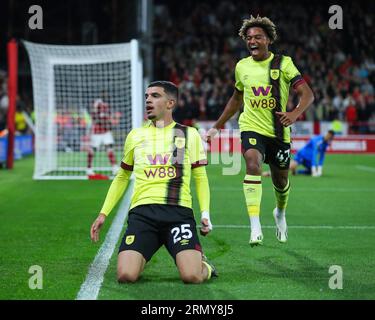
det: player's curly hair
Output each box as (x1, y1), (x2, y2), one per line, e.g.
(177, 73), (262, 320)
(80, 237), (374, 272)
(238, 15), (277, 43)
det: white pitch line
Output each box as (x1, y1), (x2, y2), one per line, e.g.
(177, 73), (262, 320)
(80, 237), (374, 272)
(213, 225), (375, 230)
(356, 165), (375, 173)
(209, 187), (375, 192)
(76, 180), (134, 300)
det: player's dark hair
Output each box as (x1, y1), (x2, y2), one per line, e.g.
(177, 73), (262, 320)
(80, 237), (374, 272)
(328, 130), (335, 136)
(239, 15), (277, 43)
(148, 81), (179, 103)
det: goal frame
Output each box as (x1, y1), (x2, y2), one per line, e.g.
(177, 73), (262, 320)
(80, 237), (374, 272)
(23, 39), (143, 180)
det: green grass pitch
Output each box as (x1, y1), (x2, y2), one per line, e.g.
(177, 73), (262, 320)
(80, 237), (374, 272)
(0, 154), (375, 299)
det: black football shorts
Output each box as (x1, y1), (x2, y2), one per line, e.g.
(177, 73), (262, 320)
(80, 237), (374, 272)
(241, 131), (291, 169)
(118, 204), (202, 262)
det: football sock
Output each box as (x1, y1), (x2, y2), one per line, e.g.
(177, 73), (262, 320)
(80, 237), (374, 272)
(202, 261), (212, 280)
(87, 150), (94, 168)
(243, 175), (262, 231)
(273, 179), (290, 212)
(107, 149), (116, 166)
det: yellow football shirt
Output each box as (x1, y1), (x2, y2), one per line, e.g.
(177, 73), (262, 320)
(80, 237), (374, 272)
(235, 52), (304, 143)
(121, 121), (208, 210)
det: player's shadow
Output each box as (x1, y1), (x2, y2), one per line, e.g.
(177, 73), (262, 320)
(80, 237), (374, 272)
(247, 248), (326, 290)
(241, 248), (359, 297)
(258, 247), (321, 272)
(252, 248), (375, 299)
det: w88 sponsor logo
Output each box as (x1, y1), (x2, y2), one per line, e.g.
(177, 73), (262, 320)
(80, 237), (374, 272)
(144, 166), (176, 179)
(249, 98), (276, 109)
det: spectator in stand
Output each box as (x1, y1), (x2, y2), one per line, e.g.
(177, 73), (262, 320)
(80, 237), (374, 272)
(0, 75), (8, 114)
(361, 78), (374, 96)
(345, 99), (358, 134)
(15, 103), (28, 135)
(0, 109), (6, 135)
(332, 90), (344, 120)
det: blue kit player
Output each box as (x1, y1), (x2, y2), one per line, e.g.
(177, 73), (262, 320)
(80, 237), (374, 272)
(290, 130), (335, 177)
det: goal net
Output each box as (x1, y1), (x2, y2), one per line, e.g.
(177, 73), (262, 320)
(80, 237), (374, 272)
(24, 40), (143, 179)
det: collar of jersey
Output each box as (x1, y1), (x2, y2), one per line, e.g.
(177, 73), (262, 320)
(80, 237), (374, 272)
(250, 52), (274, 64)
(148, 120), (176, 130)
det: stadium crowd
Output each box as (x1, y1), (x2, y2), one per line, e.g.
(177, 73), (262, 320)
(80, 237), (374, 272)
(1, 1), (374, 135)
(0, 69), (34, 136)
(153, 0), (375, 133)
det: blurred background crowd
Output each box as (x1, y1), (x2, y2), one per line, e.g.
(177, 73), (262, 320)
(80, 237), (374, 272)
(0, 70), (34, 136)
(153, 0), (375, 132)
(1, 0), (374, 135)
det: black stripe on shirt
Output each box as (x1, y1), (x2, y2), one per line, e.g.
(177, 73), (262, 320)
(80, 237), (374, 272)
(270, 54), (284, 141)
(166, 123), (187, 205)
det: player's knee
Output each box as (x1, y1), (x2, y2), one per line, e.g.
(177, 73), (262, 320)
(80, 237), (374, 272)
(117, 270), (140, 283)
(273, 176), (289, 189)
(246, 162), (262, 175)
(180, 270), (203, 284)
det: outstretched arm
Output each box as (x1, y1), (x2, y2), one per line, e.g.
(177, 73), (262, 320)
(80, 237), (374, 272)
(206, 89), (243, 142)
(192, 166), (212, 236)
(316, 146), (327, 176)
(90, 168), (132, 242)
(310, 140), (321, 177)
(276, 82), (315, 127)
(318, 146), (327, 167)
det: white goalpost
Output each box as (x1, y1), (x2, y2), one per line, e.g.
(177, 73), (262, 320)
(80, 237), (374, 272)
(24, 40), (143, 180)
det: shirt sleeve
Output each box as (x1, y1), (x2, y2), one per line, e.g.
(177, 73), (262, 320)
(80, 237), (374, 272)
(100, 169), (131, 216)
(100, 131), (136, 216)
(120, 129), (135, 171)
(283, 56), (305, 90)
(234, 62), (244, 92)
(189, 128), (208, 168)
(192, 166), (210, 213)
(318, 144), (327, 166)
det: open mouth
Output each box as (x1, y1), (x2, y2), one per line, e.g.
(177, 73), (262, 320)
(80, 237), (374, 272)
(250, 45), (259, 53)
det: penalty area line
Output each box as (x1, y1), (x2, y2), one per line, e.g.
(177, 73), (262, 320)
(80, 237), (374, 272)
(76, 180), (134, 300)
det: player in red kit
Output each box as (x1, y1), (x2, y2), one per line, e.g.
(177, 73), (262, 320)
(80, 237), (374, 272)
(87, 98), (119, 176)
